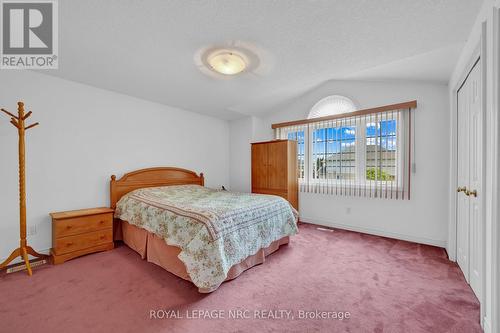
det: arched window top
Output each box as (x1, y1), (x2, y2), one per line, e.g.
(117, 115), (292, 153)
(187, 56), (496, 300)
(308, 95), (357, 119)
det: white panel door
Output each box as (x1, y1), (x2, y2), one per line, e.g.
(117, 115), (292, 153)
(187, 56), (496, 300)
(456, 60), (483, 299)
(467, 62), (483, 298)
(457, 75), (470, 281)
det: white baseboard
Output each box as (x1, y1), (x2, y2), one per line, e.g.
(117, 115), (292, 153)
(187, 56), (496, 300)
(0, 248), (51, 267)
(447, 246), (457, 262)
(300, 216), (446, 248)
(483, 316), (491, 333)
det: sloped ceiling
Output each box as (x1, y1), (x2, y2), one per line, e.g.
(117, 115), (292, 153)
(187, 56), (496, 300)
(42, 0), (483, 119)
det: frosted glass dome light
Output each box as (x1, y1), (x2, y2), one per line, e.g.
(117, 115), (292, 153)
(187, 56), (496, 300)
(207, 51), (247, 75)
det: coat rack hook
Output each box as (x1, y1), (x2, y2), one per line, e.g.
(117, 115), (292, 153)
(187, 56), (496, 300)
(1, 108), (19, 119)
(25, 122), (39, 130)
(10, 119), (20, 129)
(23, 111), (32, 120)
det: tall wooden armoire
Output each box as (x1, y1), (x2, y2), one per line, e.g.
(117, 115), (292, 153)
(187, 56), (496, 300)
(251, 140), (298, 210)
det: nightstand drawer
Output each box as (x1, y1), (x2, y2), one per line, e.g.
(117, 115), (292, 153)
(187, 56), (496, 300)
(54, 213), (112, 238)
(54, 229), (112, 255)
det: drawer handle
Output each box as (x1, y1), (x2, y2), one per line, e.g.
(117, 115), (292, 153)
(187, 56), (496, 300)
(99, 220), (105, 224)
(66, 242), (74, 246)
(100, 235), (106, 240)
(66, 225), (72, 229)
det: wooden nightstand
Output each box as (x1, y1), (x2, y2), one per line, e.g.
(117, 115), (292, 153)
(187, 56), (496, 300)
(50, 207), (114, 264)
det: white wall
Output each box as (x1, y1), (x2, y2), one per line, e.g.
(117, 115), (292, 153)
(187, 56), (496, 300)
(448, 1), (500, 332)
(0, 70), (230, 261)
(229, 117), (253, 192)
(230, 80), (450, 247)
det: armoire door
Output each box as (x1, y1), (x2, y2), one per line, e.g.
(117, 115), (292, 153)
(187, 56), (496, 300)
(267, 141), (288, 190)
(456, 59), (483, 300)
(251, 143), (268, 190)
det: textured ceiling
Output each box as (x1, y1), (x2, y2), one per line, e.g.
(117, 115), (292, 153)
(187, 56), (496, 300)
(42, 0), (483, 120)
(344, 43), (465, 82)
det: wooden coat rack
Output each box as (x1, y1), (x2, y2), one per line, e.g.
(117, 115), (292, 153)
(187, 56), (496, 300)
(0, 102), (48, 275)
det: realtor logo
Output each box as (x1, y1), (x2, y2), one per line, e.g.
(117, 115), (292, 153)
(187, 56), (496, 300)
(1, 0), (58, 69)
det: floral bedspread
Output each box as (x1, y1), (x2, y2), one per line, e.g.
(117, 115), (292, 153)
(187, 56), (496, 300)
(114, 185), (298, 291)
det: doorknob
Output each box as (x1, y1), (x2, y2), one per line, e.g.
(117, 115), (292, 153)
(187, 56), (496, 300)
(466, 189), (478, 197)
(457, 186), (467, 193)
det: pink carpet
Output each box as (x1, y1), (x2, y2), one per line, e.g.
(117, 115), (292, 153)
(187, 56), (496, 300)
(0, 224), (481, 333)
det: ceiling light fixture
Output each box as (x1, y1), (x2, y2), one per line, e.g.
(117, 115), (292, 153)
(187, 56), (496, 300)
(207, 50), (247, 75)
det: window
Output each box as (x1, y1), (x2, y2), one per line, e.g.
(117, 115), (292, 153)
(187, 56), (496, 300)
(311, 125), (356, 181)
(275, 98), (413, 199)
(308, 95), (357, 119)
(287, 130), (305, 179)
(309, 96), (358, 183)
(365, 116), (397, 182)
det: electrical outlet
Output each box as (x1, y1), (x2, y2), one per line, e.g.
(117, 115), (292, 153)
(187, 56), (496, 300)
(27, 225), (37, 236)
(346, 207), (351, 214)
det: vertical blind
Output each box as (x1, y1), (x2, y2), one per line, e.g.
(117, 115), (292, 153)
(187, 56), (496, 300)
(273, 102), (416, 200)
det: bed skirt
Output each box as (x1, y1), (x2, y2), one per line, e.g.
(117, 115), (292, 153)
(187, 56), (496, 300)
(115, 220), (290, 292)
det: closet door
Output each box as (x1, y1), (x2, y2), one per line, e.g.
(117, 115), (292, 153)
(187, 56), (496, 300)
(251, 143), (268, 190)
(456, 77), (470, 281)
(467, 62), (483, 298)
(267, 141), (288, 190)
(456, 60), (483, 300)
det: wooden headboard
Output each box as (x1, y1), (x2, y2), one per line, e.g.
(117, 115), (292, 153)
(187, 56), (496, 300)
(110, 167), (204, 209)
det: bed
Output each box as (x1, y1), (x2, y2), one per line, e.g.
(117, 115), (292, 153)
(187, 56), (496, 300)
(110, 167), (298, 292)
